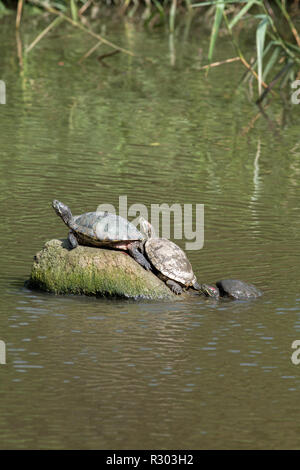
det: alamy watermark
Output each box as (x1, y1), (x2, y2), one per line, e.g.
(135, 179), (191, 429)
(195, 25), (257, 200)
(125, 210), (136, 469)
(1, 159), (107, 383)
(291, 340), (300, 365)
(0, 80), (5, 105)
(0, 340), (6, 364)
(291, 80), (300, 104)
(97, 196), (204, 251)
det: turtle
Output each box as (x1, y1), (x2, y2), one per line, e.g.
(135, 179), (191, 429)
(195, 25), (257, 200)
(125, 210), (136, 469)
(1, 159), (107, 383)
(130, 232), (202, 294)
(199, 279), (262, 300)
(144, 238), (203, 294)
(136, 221), (262, 298)
(52, 200), (153, 270)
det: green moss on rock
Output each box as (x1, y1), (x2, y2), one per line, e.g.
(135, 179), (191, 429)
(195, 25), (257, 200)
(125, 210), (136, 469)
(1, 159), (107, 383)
(29, 239), (177, 300)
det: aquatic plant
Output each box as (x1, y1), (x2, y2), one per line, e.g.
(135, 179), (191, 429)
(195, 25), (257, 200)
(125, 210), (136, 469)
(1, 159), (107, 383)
(191, 0), (300, 102)
(6, 0), (300, 101)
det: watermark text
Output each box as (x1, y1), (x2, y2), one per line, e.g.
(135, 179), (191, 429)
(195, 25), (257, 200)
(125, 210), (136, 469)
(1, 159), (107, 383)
(291, 340), (300, 365)
(291, 80), (300, 104)
(0, 340), (6, 364)
(0, 81), (5, 104)
(97, 196), (204, 250)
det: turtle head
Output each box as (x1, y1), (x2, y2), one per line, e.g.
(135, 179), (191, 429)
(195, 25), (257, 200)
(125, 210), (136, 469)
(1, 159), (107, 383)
(138, 217), (156, 239)
(200, 283), (220, 299)
(52, 200), (72, 225)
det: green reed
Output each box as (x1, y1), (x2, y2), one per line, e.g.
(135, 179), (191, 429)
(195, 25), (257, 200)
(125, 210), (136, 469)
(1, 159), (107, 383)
(192, 0), (300, 101)
(6, 0), (300, 101)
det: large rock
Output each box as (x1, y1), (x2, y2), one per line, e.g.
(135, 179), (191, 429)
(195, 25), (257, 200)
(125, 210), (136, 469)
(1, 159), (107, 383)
(28, 239), (179, 300)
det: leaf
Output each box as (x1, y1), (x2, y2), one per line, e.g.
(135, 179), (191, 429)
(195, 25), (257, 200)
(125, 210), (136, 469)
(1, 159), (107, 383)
(70, 0), (78, 22)
(169, 0), (177, 33)
(208, 1), (225, 63)
(228, 0), (257, 30)
(263, 46), (280, 81)
(192, 0), (247, 7)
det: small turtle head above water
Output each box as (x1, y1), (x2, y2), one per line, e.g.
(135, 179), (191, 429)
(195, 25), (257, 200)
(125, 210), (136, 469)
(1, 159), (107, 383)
(200, 283), (220, 299)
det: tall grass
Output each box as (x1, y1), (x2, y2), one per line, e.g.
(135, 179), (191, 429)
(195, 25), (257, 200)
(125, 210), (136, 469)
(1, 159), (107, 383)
(6, 0), (300, 102)
(192, 0), (300, 101)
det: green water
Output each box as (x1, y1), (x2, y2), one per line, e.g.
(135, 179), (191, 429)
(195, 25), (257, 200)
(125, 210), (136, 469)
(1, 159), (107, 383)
(1, 14), (300, 449)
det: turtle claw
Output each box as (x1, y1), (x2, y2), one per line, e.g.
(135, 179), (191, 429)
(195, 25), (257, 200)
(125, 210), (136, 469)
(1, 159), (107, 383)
(128, 243), (152, 271)
(138, 257), (152, 271)
(166, 280), (183, 295)
(172, 285), (183, 295)
(68, 231), (78, 249)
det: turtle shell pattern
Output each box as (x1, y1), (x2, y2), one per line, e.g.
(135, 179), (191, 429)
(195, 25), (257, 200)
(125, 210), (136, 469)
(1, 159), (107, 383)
(216, 279), (262, 300)
(69, 212), (144, 245)
(145, 238), (196, 286)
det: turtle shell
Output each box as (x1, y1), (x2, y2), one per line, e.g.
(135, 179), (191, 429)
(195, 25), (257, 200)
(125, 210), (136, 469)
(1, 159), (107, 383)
(70, 212), (144, 246)
(216, 279), (262, 300)
(144, 238), (196, 286)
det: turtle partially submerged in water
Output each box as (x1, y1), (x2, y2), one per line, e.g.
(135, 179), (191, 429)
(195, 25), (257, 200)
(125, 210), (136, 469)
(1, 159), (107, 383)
(134, 220), (262, 298)
(52, 200), (152, 270)
(200, 279), (262, 300)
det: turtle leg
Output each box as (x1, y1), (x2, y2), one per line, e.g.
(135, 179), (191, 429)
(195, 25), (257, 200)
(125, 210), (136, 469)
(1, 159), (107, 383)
(68, 230), (78, 249)
(127, 242), (152, 271)
(166, 279), (184, 295)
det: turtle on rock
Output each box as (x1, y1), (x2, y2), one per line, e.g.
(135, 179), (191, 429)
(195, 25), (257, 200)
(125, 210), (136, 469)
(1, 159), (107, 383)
(141, 237), (202, 295)
(135, 220), (262, 298)
(52, 200), (153, 270)
(52, 202), (262, 299)
(200, 279), (262, 300)
(127, 219), (202, 295)
(52, 201), (201, 295)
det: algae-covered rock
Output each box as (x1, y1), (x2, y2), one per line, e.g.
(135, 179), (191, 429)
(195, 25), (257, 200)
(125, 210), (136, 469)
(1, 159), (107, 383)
(29, 239), (177, 300)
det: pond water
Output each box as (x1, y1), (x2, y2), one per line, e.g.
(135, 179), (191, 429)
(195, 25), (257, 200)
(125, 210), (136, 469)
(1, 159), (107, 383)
(1, 12), (300, 449)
